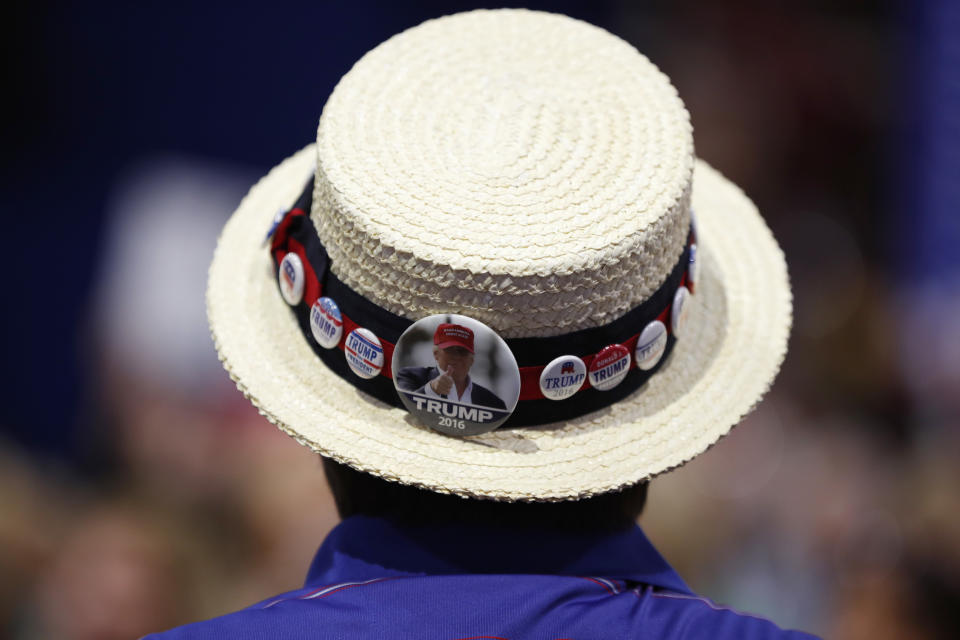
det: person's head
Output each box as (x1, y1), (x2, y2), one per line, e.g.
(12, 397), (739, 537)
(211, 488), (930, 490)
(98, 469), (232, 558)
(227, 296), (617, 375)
(322, 457), (648, 533)
(432, 345), (474, 382)
(432, 324), (476, 383)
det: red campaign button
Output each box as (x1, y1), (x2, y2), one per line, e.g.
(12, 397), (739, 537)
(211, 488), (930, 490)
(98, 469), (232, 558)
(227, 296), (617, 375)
(588, 344), (632, 391)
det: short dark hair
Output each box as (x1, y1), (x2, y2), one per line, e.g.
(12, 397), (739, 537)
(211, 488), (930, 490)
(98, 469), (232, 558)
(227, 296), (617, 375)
(322, 457), (648, 532)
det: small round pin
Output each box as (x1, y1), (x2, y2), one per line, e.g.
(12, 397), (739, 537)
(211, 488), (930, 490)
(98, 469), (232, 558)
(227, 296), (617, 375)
(278, 253), (305, 305)
(588, 344), (632, 391)
(310, 297), (343, 349)
(344, 328), (384, 379)
(635, 320), (668, 371)
(671, 286), (691, 337)
(539, 356), (587, 401)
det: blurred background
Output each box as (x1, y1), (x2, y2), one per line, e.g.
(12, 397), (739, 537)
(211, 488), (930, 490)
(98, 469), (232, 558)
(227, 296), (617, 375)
(1, 1), (958, 638)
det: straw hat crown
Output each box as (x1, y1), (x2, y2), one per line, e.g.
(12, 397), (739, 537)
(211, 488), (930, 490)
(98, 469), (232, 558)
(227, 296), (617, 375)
(312, 9), (694, 338)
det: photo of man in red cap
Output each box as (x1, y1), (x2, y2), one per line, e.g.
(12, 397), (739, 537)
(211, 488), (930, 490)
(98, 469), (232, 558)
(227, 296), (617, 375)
(396, 323), (507, 410)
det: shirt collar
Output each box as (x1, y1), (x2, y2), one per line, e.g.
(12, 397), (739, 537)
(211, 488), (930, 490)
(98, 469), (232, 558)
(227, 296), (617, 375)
(305, 515), (692, 594)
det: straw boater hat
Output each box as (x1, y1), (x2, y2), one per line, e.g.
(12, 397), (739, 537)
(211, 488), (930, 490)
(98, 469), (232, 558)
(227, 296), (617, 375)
(207, 9), (791, 501)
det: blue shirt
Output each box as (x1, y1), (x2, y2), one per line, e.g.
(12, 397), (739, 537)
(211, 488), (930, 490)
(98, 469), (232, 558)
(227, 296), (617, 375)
(146, 516), (819, 639)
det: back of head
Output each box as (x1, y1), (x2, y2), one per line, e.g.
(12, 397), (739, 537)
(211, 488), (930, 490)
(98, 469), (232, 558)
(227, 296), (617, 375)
(322, 457), (648, 533)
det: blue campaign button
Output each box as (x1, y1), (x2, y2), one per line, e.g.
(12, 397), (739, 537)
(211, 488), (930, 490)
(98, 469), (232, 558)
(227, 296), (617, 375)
(539, 356), (587, 401)
(344, 328), (384, 379)
(262, 208), (286, 247)
(310, 297), (343, 349)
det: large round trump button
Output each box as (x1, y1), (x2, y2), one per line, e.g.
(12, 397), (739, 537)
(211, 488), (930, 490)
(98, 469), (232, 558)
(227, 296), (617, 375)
(588, 344), (631, 391)
(344, 328), (384, 379)
(392, 314), (520, 436)
(539, 356), (587, 401)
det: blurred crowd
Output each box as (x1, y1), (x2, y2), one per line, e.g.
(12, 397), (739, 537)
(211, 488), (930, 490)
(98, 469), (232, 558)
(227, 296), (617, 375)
(2, 2), (958, 639)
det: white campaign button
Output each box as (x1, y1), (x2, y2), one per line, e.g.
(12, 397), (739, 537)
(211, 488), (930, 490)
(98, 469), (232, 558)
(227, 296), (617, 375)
(391, 314), (521, 436)
(344, 328), (384, 379)
(671, 286), (691, 337)
(278, 253), (305, 305)
(310, 297), (343, 349)
(588, 344), (632, 391)
(262, 208), (285, 247)
(539, 356), (587, 401)
(688, 243), (699, 289)
(635, 320), (668, 371)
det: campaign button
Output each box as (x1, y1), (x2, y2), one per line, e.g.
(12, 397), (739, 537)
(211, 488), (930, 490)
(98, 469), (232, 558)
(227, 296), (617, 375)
(310, 297), (343, 349)
(635, 320), (668, 371)
(688, 243), (699, 290)
(539, 356), (587, 401)
(588, 344), (631, 391)
(278, 253), (305, 305)
(344, 328), (384, 379)
(671, 286), (691, 337)
(392, 314), (521, 436)
(262, 208), (286, 247)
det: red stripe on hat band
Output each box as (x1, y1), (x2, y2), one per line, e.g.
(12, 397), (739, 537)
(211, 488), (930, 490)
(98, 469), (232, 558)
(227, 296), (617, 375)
(271, 211), (690, 402)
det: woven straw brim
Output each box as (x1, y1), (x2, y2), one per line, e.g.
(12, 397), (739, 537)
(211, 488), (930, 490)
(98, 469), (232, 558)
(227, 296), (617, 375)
(207, 145), (791, 501)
